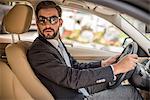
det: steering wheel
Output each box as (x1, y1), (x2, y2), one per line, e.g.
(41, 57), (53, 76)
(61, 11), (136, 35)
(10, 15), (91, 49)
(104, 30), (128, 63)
(108, 42), (138, 89)
(130, 58), (150, 91)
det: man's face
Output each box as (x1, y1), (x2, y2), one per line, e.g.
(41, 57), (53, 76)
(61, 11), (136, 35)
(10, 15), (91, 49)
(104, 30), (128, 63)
(37, 8), (63, 39)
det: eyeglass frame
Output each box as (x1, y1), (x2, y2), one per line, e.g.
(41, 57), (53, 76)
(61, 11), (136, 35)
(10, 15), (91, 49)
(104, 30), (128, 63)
(37, 15), (61, 25)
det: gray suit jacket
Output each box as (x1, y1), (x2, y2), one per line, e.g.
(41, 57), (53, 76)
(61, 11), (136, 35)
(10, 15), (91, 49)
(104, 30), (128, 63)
(27, 35), (114, 100)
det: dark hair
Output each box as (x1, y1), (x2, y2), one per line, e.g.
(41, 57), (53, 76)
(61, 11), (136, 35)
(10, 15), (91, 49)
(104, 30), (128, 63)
(35, 0), (62, 17)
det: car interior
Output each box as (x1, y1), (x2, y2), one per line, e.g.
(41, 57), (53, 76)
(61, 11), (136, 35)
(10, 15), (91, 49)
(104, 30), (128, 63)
(0, 0), (149, 100)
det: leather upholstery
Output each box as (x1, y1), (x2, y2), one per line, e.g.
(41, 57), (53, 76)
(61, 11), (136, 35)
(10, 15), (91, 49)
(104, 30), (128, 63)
(6, 41), (54, 100)
(3, 4), (32, 34)
(0, 61), (34, 100)
(4, 4), (54, 100)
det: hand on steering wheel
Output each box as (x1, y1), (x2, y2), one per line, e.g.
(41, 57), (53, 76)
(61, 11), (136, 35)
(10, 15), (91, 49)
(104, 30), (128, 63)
(108, 42), (139, 89)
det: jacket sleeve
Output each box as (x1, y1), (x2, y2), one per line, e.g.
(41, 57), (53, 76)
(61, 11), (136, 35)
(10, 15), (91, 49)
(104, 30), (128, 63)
(28, 48), (114, 89)
(69, 53), (102, 69)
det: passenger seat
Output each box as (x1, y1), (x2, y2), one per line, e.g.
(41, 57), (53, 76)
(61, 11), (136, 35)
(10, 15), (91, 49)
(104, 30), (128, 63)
(0, 61), (34, 100)
(4, 3), (54, 100)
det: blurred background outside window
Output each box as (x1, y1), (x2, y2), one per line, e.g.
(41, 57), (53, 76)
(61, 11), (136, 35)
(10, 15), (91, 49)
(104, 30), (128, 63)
(1, 3), (148, 52)
(60, 8), (128, 52)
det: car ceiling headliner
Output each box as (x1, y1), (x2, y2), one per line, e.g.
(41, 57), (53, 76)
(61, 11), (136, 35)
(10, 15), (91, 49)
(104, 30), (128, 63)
(0, 0), (150, 24)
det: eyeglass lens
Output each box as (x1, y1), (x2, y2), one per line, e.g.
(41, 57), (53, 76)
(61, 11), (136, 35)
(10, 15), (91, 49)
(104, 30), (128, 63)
(38, 16), (59, 25)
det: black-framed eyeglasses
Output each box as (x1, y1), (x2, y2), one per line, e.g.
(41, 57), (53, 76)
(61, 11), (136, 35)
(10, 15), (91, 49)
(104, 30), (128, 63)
(37, 16), (60, 25)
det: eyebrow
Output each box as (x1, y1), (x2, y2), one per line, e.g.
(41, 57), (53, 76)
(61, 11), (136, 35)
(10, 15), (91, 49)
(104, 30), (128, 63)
(38, 15), (59, 18)
(38, 16), (47, 19)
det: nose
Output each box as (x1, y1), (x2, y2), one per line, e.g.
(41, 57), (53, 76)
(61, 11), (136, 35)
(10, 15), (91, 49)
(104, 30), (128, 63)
(45, 21), (52, 28)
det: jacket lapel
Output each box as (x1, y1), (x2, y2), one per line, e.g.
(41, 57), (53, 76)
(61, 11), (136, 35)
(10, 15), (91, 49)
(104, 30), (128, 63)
(38, 35), (66, 65)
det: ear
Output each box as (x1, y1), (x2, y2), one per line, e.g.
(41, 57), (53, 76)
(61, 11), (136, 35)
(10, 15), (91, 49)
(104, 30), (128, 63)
(59, 19), (63, 27)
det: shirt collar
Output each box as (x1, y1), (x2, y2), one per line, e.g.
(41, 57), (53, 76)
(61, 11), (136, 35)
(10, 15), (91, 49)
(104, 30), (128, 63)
(47, 39), (60, 49)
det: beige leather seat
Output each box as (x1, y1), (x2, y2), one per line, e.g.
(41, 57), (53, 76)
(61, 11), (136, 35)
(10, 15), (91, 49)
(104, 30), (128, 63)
(4, 4), (54, 100)
(0, 61), (34, 100)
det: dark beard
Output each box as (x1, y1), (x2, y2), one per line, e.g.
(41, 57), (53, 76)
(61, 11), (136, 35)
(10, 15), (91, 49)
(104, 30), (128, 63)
(44, 32), (58, 39)
(42, 28), (59, 39)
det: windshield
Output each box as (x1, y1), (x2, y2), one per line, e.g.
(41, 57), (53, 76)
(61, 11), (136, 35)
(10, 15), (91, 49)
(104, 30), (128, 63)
(121, 14), (150, 41)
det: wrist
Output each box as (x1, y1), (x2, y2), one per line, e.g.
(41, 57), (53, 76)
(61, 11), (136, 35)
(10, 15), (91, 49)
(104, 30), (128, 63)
(110, 65), (117, 80)
(112, 63), (120, 75)
(101, 60), (106, 67)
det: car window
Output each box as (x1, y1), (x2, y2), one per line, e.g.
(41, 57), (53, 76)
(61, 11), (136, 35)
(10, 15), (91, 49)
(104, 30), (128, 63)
(0, 3), (128, 53)
(60, 8), (128, 53)
(0, 4), (12, 33)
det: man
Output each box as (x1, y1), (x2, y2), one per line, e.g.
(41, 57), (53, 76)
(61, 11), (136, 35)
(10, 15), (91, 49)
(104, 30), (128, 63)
(27, 1), (143, 100)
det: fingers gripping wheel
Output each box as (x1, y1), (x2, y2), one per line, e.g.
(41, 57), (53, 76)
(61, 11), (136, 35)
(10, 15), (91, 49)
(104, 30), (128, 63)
(108, 42), (138, 89)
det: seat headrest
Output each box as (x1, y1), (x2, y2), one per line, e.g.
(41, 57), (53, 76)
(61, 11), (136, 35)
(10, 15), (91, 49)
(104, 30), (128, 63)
(3, 4), (33, 34)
